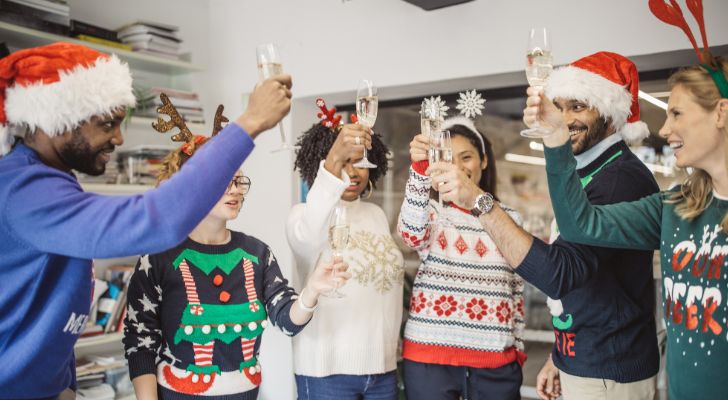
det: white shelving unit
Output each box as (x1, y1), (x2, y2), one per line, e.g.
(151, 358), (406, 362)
(0, 21), (203, 74)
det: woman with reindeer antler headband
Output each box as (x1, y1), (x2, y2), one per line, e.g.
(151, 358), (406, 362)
(520, 1), (728, 399)
(123, 95), (351, 400)
(285, 99), (404, 399)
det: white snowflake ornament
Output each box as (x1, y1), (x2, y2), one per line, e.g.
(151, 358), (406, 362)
(456, 90), (486, 119)
(421, 96), (449, 121)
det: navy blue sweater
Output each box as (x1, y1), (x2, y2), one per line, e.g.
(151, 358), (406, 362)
(517, 140), (660, 382)
(124, 231), (304, 399)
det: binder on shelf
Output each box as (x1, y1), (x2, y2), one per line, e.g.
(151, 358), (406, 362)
(75, 35), (131, 51)
(70, 19), (119, 42)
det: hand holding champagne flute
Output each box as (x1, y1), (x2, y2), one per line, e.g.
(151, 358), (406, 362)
(520, 28), (554, 138)
(256, 43), (292, 152)
(324, 205), (349, 298)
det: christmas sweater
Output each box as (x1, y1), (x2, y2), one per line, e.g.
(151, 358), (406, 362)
(123, 231), (305, 399)
(397, 161), (526, 368)
(544, 141), (728, 400)
(286, 161), (404, 377)
(517, 139), (660, 382)
(0, 124), (253, 399)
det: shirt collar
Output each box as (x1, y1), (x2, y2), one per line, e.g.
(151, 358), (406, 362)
(574, 133), (624, 170)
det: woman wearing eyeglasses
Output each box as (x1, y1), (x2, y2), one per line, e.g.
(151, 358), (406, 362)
(123, 137), (350, 400)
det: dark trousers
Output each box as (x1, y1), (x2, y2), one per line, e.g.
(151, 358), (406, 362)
(403, 360), (522, 400)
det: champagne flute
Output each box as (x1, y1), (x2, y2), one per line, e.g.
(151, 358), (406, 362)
(520, 28), (554, 138)
(429, 129), (453, 208)
(353, 80), (378, 168)
(256, 43), (291, 152)
(323, 205), (349, 298)
(421, 101), (443, 164)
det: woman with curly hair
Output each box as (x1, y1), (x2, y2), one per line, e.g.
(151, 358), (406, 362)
(286, 99), (404, 400)
(123, 116), (350, 399)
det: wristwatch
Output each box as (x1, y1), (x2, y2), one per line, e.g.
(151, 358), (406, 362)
(471, 192), (495, 217)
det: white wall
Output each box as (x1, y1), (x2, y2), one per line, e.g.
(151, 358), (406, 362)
(205, 1), (728, 398)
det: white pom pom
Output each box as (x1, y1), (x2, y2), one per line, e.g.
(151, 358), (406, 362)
(619, 121), (650, 146)
(0, 124), (14, 156)
(546, 297), (563, 317)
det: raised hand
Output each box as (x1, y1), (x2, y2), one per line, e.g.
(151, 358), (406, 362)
(522, 86), (569, 147)
(237, 75), (293, 137)
(409, 133), (429, 162)
(306, 256), (351, 296)
(427, 162), (483, 210)
(324, 124), (372, 177)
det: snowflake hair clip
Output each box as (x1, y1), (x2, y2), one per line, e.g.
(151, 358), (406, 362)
(455, 89), (486, 119)
(420, 96), (449, 121)
(315, 98), (343, 130)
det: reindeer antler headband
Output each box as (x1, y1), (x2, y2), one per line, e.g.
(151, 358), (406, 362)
(649, 0), (728, 98)
(152, 93), (229, 155)
(315, 98), (343, 130)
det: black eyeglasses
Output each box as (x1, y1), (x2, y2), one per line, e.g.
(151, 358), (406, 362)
(228, 175), (251, 194)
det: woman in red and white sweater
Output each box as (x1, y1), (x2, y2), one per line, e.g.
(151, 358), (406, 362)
(397, 118), (526, 400)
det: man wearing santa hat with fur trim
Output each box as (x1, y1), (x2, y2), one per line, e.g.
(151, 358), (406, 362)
(429, 52), (660, 400)
(0, 42), (291, 399)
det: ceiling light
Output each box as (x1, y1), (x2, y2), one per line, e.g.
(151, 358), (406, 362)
(529, 141), (544, 152)
(638, 90), (667, 110)
(505, 153), (546, 166)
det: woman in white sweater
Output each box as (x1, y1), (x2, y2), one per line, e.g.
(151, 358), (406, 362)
(286, 104), (405, 400)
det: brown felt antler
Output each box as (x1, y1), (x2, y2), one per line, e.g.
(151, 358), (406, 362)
(152, 93), (194, 143)
(211, 104), (229, 137)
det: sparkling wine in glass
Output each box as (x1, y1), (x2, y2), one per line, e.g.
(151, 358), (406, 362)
(323, 205), (349, 298)
(429, 129), (453, 208)
(353, 80), (378, 168)
(256, 43), (291, 152)
(520, 28), (554, 138)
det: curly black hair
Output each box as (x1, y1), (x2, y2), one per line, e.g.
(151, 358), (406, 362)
(294, 123), (390, 191)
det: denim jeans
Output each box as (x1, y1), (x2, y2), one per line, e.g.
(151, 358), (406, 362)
(403, 360), (522, 400)
(295, 371), (398, 400)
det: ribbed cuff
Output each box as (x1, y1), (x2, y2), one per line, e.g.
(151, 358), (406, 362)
(403, 339), (520, 369)
(127, 351), (158, 379)
(515, 239), (558, 298)
(543, 142), (577, 175)
(412, 160), (429, 175)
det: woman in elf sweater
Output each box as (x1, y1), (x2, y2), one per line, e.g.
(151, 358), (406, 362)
(123, 135), (350, 400)
(398, 117), (526, 400)
(286, 99), (404, 400)
(522, 48), (728, 399)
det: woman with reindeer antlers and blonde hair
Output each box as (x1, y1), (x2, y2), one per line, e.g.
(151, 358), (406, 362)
(517, 1), (728, 398)
(286, 99), (404, 399)
(123, 95), (351, 400)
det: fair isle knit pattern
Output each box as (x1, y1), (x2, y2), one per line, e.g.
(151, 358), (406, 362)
(398, 162), (526, 367)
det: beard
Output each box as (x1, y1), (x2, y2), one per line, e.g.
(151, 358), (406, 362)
(571, 117), (610, 155)
(58, 129), (113, 176)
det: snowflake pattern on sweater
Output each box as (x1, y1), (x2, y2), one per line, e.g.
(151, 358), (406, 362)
(398, 163), (526, 368)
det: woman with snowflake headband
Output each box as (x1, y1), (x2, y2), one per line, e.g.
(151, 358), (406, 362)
(520, 1), (728, 399)
(122, 95), (351, 400)
(285, 98), (404, 399)
(398, 90), (526, 399)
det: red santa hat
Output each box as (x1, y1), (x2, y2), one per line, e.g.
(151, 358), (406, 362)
(0, 42), (135, 155)
(544, 51), (650, 145)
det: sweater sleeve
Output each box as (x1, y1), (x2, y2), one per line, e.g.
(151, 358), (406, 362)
(261, 246), (306, 336)
(397, 161), (437, 259)
(504, 208), (526, 354)
(123, 254), (164, 379)
(516, 237), (600, 299)
(286, 161), (350, 271)
(4, 124), (254, 259)
(544, 143), (663, 251)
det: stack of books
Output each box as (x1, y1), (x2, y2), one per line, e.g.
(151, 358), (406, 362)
(117, 20), (182, 60)
(81, 264), (134, 337)
(136, 87), (205, 124)
(0, 0), (70, 36)
(70, 19), (130, 51)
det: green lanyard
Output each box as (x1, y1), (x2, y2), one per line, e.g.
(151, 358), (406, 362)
(579, 150), (623, 188)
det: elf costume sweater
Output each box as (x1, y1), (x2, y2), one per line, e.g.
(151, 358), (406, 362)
(517, 137), (660, 382)
(286, 161), (404, 377)
(397, 161), (526, 368)
(0, 124), (253, 399)
(545, 141), (728, 400)
(123, 231), (304, 400)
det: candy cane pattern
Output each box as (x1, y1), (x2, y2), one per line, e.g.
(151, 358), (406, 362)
(193, 341), (215, 366)
(241, 258), (258, 365)
(178, 260), (201, 305)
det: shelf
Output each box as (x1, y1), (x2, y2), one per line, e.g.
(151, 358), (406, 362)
(81, 183), (153, 195)
(0, 22), (204, 74)
(75, 332), (124, 350)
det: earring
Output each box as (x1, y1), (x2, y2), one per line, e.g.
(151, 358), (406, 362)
(365, 180), (373, 200)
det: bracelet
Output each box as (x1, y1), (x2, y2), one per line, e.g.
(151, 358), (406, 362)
(296, 287), (318, 313)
